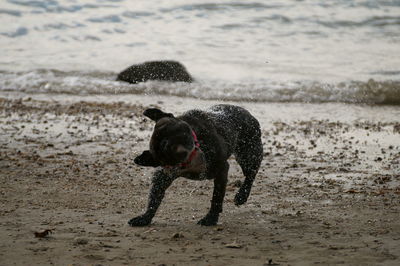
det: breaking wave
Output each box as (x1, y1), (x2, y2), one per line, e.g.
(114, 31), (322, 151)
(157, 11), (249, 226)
(0, 69), (399, 105)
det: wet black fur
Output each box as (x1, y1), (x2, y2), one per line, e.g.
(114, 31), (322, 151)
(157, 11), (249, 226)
(116, 60), (194, 84)
(129, 104), (263, 226)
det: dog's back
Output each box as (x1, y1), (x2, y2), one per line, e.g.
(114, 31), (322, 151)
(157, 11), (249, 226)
(207, 104), (261, 147)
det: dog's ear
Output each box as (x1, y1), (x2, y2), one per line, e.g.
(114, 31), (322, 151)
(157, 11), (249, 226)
(143, 108), (174, 122)
(134, 150), (160, 167)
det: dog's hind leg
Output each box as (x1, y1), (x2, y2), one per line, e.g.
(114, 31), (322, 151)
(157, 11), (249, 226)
(197, 161), (229, 226)
(234, 133), (263, 206)
(128, 169), (176, 226)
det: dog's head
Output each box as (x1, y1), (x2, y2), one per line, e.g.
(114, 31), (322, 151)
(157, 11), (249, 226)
(134, 108), (196, 167)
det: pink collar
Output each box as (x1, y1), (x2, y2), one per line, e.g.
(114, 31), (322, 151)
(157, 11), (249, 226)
(191, 130), (200, 149)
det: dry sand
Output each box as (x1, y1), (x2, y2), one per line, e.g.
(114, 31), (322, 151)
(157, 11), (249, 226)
(0, 93), (399, 266)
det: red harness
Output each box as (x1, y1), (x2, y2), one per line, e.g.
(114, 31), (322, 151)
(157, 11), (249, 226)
(164, 130), (200, 169)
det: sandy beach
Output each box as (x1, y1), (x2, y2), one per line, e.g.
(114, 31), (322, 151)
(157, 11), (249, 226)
(0, 93), (399, 265)
(1, 0), (400, 264)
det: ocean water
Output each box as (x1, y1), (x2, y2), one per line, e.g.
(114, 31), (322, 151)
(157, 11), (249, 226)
(0, 0), (399, 104)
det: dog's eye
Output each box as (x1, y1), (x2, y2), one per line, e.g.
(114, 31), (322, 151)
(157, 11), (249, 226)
(160, 139), (169, 151)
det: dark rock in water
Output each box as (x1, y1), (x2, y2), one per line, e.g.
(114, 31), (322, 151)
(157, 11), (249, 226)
(116, 60), (194, 84)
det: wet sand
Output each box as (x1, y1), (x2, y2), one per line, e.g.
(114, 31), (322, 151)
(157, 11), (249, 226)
(0, 93), (399, 265)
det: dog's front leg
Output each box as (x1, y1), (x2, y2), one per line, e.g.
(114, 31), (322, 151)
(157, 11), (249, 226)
(198, 161), (229, 226)
(129, 169), (176, 226)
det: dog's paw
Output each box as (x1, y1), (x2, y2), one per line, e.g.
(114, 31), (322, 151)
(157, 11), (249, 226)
(128, 215), (152, 227)
(234, 192), (248, 206)
(197, 213), (219, 226)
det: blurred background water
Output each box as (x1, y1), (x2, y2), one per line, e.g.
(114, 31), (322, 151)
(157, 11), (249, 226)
(0, 0), (399, 104)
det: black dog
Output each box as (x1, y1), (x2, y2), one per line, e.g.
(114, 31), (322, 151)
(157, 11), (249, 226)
(129, 104), (263, 226)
